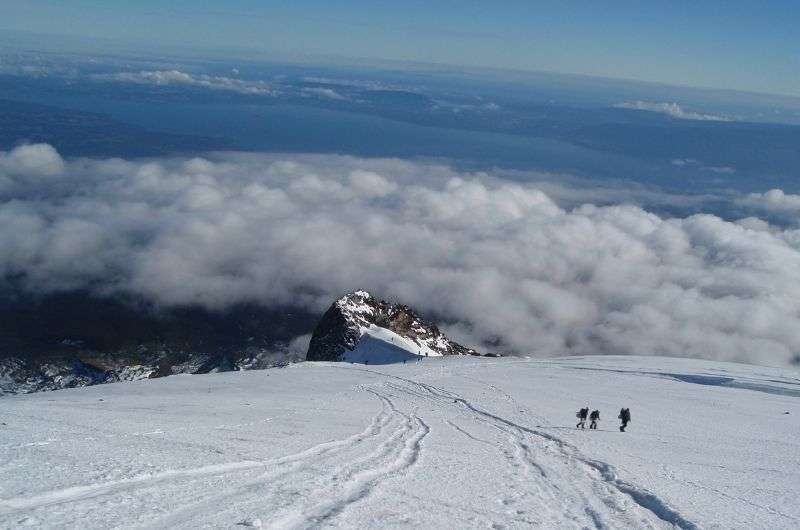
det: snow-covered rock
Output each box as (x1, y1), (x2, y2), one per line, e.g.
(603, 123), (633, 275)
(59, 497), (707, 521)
(0, 357), (112, 395)
(306, 290), (477, 362)
(0, 349), (303, 395)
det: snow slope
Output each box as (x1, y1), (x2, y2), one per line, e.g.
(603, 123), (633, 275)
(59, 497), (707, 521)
(1, 355), (798, 529)
(342, 325), (442, 364)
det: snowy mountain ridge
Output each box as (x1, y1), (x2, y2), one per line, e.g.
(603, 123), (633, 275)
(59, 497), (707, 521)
(305, 290), (478, 362)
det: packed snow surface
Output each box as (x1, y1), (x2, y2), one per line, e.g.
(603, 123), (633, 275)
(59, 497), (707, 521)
(1, 355), (798, 529)
(342, 324), (443, 364)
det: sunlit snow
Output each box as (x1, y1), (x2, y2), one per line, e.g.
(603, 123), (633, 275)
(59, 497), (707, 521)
(1, 353), (798, 529)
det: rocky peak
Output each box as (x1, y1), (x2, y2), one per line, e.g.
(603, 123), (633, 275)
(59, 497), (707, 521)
(306, 290), (478, 362)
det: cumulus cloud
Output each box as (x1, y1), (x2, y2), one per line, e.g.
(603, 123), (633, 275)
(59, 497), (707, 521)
(0, 143), (65, 192)
(736, 189), (800, 226)
(2, 144), (800, 367)
(93, 70), (275, 95)
(615, 101), (732, 121)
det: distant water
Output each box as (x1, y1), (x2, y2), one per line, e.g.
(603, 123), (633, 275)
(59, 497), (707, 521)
(5, 88), (797, 194)
(13, 93), (680, 183)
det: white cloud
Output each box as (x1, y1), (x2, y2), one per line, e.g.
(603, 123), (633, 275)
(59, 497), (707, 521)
(93, 70), (275, 95)
(0, 143), (64, 177)
(300, 87), (348, 100)
(301, 76), (397, 90)
(615, 101), (732, 121)
(706, 166), (735, 175)
(2, 144), (800, 367)
(347, 170), (397, 197)
(736, 189), (800, 225)
(0, 143), (64, 192)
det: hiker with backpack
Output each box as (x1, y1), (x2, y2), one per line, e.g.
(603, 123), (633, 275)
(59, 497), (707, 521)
(576, 406), (589, 429)
(589, 409), (600, 430)
(618, 408), (631, 432)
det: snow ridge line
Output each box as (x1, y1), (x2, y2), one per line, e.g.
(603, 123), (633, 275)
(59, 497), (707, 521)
(351, 367), (699, 530)
(0, 389), (393, 516)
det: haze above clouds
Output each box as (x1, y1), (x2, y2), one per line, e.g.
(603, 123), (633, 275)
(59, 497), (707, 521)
(2, 144), (800, 367)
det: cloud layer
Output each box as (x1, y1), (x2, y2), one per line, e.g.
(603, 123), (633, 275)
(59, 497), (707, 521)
(614, 101), (732, 121)
(93, 70), (275, 95)
(2, 144), (800, 366)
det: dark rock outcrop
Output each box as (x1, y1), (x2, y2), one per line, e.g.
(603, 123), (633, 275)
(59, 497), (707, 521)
(306, 290), (477, 361)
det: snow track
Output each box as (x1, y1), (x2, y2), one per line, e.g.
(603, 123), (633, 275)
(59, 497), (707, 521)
(141, 388), (429, 529)
(2, 390), (390, 518)
(373, 372), (693, 529)
(266, 392), (429, 529)
(0, 460), (266, 514)
(3, 355), (797, 528)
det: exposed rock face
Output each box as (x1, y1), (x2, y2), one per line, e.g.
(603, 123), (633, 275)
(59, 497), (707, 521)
(0, 293), (317, 395)
(306, 290), (477, 361)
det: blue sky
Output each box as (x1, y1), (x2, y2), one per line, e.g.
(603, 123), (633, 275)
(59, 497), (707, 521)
(2, 0), (798, 96)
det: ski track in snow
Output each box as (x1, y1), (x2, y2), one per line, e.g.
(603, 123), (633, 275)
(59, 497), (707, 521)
(362, 368), (694, 529)
(2, 356), (798, 529)
(0, 385), (430, 529)
(1, 388), (423, 528)
(137, 387), (429, 529)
